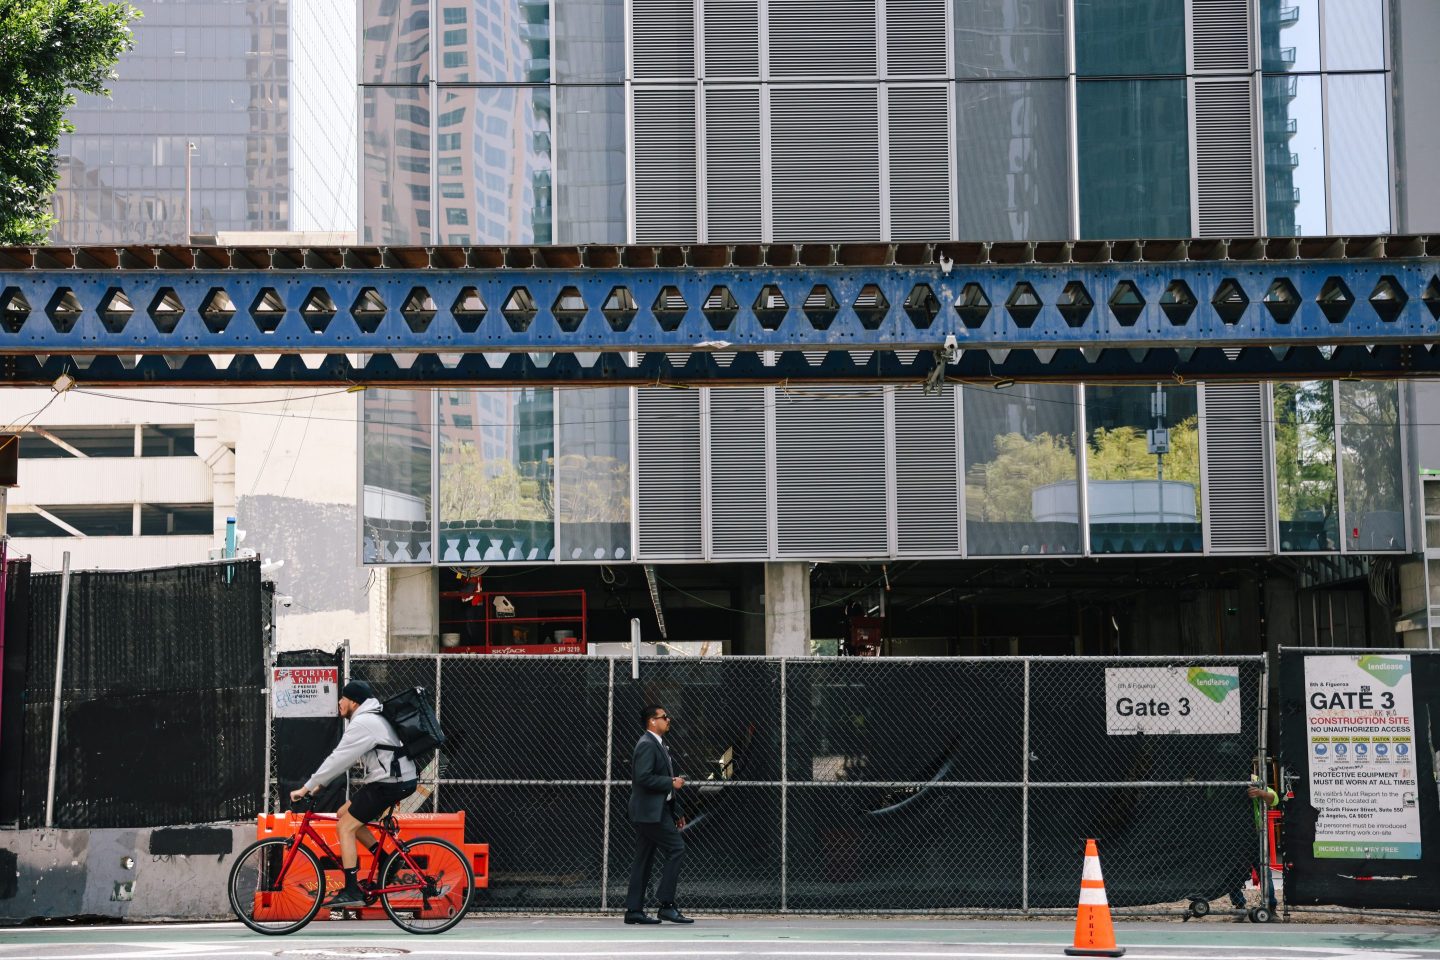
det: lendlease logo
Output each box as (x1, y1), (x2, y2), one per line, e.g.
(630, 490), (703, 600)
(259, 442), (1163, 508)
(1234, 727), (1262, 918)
(1358, 655), (1410, 687)
(1186, 667), (1239, 703)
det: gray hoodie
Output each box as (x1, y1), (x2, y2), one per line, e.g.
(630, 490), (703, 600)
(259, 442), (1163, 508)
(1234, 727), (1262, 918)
(304, 698), (418, 790)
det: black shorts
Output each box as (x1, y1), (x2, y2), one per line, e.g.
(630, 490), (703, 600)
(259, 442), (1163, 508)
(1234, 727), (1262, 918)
(348, 779), (418, 823)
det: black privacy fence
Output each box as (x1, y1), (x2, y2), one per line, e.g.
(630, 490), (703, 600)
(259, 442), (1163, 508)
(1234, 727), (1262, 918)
(8, 558), (265, 829)
(266, 653), (1267, 914)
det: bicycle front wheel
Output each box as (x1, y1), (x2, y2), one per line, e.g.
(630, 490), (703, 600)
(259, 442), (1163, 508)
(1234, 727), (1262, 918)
(380, 836), (474, 934)
(228, 838), (324, 935)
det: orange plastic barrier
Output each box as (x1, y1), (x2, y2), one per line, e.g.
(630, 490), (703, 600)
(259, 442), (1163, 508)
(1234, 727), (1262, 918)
(251, 810), (488, 921)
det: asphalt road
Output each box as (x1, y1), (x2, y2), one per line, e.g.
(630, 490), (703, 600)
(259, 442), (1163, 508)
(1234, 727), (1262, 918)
(2, 918), (1440, 960)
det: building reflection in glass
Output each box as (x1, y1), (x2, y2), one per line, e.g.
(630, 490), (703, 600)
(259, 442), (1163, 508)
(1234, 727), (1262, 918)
(435, 87), (552, 245)
(1083, 384), (1202, 553)
(556, 388), (632, 561)
(362, 389), (433, 563)
(438, 388), (555, 563)
(1274, 381), (1338, 551)
(1339, 381), (1404, 552)
(964, 384), (1081, 555)
(52, 0), (291, 243)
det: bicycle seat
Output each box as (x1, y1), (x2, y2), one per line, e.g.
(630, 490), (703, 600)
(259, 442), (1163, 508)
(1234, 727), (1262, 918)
(365, 804), (399, 826)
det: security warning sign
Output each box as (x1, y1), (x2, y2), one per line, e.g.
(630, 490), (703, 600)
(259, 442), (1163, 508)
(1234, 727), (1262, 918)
(1305, 655), (1421, 860)
(1105, 666), (1242, 735)
(272, 666), (340, 718)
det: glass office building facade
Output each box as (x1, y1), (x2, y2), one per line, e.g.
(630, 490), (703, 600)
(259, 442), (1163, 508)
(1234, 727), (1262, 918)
(355, 0), (1423, 568)
(361, 0), (1419, 246)
(362, 382), (1407, 564)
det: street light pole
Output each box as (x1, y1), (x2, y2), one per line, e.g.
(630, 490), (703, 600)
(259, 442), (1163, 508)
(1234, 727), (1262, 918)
(184, 141), (196, 241)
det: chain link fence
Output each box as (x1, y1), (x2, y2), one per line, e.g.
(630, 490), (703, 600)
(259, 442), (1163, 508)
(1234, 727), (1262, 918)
(272, 652), (1264, 914)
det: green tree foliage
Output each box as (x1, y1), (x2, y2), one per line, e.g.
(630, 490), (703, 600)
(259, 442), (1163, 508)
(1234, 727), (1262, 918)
(1, 0), (138, 243)
(556, 453), (631, 524)
(1337, 380), (1400, 517)
(1087, 416), (1200, 486)
(439, 441), (552, 523)
(1273, 381), (1337, 523)
(965, 432), (1076, 522)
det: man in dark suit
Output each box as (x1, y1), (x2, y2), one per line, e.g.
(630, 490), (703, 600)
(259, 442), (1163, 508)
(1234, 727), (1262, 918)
(623, 704), (693, 924)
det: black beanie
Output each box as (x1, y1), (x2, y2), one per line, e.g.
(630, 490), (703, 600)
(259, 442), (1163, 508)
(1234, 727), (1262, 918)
(340, 680), (374, 704)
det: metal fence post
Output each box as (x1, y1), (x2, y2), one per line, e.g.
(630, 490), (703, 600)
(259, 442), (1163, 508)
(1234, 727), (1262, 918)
(261, 603), (275, 814)
(600, 657), (616, 910)
(341, 638), (351, 806)
(433, 653), (443, 812)
(43, 551), (72, 829)
(779, 657), (788, 913)
(1021, 658), (1030, 914)
(1256, 658), (1273, 910)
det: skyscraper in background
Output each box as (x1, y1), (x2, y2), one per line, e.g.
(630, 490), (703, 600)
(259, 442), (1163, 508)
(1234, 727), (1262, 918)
(50, 0), (357, 244)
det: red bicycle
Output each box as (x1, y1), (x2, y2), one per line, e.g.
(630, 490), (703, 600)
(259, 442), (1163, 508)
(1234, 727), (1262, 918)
(228, 796), (474, 935)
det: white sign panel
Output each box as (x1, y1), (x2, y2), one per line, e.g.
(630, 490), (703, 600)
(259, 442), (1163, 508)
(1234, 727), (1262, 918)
(273, 667), (340, 718)
(1105, 666), (1242, 735)
(1305, 655), (1421, 860)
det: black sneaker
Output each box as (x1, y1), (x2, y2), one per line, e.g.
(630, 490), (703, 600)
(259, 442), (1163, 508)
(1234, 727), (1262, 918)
(324, 884), (367, 908)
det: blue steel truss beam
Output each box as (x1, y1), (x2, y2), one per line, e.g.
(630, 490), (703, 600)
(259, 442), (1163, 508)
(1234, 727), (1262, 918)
(0, 243), (1436, 383)
(5, 344), (1438, 387)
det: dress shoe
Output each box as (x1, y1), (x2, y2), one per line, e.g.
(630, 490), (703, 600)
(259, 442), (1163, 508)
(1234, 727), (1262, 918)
(657, 904), (694, 924)
(624, 910), (662, 925)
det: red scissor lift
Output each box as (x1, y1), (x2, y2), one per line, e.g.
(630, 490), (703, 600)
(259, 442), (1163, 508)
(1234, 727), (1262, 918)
(439, 588), (587, 654)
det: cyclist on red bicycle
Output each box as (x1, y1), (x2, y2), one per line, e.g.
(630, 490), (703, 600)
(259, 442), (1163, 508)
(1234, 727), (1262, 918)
(289, 679), (417, 908)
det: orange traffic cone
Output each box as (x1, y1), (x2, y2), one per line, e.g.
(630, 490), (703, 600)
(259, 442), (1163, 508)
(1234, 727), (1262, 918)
(1065, 839), (1125, 957)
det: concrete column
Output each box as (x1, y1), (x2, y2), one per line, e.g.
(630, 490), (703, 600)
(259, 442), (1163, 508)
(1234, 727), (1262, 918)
(192, 413), (235, 541)
(763, 562), (810, 657)
(1397, 558), (1428, 648)
(731, 564), (767, 656)
(388, 567), (438, 653)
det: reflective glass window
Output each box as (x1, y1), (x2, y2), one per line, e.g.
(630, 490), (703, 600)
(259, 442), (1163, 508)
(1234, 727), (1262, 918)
(51, 0), (295, 243)
(555, 86), (627, 243)
(439, 389), (555, 563)
(557, 388), (632, 561)
(363, 389), (433, 563)
(435, 87), (553, 245)
(1274, 382), (1339, 552)
(956, 80), (1069, 241)
(435, 0), (550, 82)
(1326, 73), (1392, 235)
(1075, 0), (1185, 76)
(1260, 0), (1320, 72)
(363, 0), (430, 83)
(1339, 381), (1405, 552)
(1076, 80), (1190, 239)
(1323, 0), (1385, 71)
(1263, 75), (1326, 236)
(1084, 384), (1202, 554)
(362, 87), (432, 245)
(554, 0), (624, 82)
(964, 384), (1081, 556)
(954, 0), (1066, 78)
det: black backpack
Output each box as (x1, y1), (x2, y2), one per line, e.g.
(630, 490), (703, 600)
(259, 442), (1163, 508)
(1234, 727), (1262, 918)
(374, 687), (444, 775)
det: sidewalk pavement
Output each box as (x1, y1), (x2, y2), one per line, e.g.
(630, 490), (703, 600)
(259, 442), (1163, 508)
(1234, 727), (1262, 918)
(2, 916), (1439, 960)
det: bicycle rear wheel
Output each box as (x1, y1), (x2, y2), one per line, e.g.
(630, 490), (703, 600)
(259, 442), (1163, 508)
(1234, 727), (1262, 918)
(228, 838), (324, 935)
(380, 836), (474, 934)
